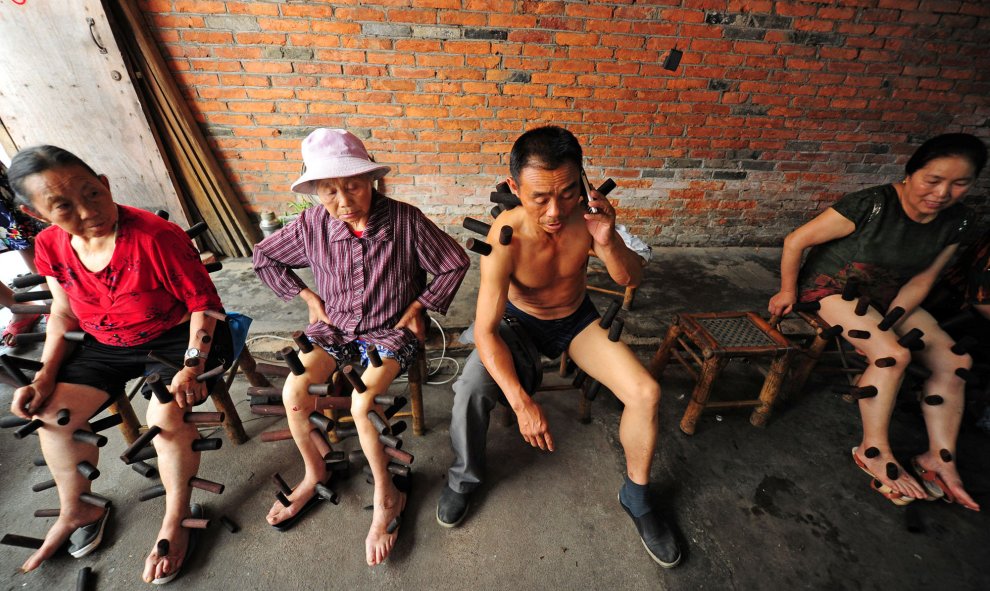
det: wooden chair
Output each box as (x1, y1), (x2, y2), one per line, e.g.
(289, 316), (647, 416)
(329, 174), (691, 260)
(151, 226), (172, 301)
(649, 311), (794, 435)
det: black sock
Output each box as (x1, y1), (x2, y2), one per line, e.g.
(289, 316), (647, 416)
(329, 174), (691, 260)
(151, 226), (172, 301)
(619, 476), (651, 518)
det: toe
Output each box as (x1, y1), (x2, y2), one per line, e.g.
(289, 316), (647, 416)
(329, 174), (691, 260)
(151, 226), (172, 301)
(365, 539), (376, 566)
(949, 484), (981, 510)
(21, 523), (73, 573)
(157, 557), (171, 580)
(142, 552), (159, 583)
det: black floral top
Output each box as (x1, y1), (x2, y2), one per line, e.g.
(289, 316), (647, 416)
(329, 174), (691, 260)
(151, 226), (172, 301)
(798, 185), (973, 311)
(0, 163), (43, 251)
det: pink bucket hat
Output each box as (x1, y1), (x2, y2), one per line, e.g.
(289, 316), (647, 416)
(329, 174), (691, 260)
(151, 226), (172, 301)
(290, 128), (391, 194)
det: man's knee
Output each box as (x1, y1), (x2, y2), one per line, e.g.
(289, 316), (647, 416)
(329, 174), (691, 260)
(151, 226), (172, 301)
(626, 379), (661, 413)
(453, 353), (500, 401)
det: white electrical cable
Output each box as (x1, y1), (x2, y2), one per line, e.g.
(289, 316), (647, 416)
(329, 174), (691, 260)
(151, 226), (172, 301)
(394, 316), (461, 385)
(244, 335), (294, 347)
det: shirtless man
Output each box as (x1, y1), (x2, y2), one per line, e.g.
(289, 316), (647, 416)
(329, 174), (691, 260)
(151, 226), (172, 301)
(436, 126), (681, 568)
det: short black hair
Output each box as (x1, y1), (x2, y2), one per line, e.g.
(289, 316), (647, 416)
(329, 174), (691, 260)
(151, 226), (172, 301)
(906, 133), (988, 176)
(509, 126), (583, 181)
(7, 145), (99, 209)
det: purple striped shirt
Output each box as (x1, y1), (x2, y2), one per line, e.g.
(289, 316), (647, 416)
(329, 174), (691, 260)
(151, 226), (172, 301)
(252, 193), (469, 352)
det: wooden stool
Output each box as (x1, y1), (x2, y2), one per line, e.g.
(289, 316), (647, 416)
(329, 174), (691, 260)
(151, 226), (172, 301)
(773, 311), (836, 400)
(110, 345), (260, 446)
(649, 311), (793, 435)
(586, 250), (641, 310)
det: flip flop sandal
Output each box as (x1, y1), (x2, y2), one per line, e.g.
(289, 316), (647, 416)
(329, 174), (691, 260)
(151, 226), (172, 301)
(851, 447), (914, 506)
(152, 503), (204, 585)
(67, 507), (111, 558)
(272, 493), (323, 532)
(2, 314), (42, 347)
(910, 457), (952, 503)
(869, 478), (914, 506)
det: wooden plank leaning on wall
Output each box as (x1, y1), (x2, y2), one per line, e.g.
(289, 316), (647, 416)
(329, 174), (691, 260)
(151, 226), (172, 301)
(108, 0), (258, 257)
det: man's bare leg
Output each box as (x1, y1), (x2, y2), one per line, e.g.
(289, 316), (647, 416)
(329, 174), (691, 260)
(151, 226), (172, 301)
(142, 398), (203, 582)
(567, 322), (660, 484)
(567, 320), (681, 567)
(351, 359), (404, 566)
(20, 384), (109, 572)
(266, 347), (336, 526)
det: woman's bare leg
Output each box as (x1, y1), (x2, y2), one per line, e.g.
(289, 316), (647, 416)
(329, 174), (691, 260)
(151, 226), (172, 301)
(351, 359), (404, 566)
(266, 347), (336, 526)
(818, 295), (927, 500)
(20, 384), (109, 572)
(898, 307), (980, 510)
(141, 398), (204, 582)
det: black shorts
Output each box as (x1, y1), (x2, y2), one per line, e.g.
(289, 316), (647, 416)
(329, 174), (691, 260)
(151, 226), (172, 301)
(503, 294), (601, 360)
(56, 321), (233, 404)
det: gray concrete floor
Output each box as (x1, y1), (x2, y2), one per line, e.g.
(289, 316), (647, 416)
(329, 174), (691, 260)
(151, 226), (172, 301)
(1, 248), (988, 590)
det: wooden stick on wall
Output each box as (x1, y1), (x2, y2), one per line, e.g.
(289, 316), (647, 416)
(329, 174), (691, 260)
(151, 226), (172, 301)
(109, 0), (258, 256)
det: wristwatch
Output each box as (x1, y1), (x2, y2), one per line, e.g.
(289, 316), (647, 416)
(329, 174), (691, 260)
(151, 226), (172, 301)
(183, 347), (207, 367)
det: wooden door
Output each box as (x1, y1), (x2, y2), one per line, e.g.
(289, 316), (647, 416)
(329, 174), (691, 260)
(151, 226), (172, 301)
(0, 0), (189, 223)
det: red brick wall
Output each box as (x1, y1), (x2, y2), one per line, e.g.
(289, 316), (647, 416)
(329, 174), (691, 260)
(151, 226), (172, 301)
(139, 0), (990, 246)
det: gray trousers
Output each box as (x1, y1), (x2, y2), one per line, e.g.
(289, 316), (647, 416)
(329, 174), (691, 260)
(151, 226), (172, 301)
(446, 319), (543, 494)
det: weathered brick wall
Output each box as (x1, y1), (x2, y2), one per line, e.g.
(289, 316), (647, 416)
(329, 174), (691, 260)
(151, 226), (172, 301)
(140, 0), (990, 246)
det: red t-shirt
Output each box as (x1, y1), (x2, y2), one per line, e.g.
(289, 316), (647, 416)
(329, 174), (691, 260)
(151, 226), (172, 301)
(34, 205), (223, 346)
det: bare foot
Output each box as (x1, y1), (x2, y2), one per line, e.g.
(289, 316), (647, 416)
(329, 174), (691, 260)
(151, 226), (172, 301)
(265, 474), (327, 527)
(142, 516), (191, 583)
(365, 481), (406, 566)
(852, 446), (927, 500)
(915, 451), (981, 511)
(20, 504), (106, 572)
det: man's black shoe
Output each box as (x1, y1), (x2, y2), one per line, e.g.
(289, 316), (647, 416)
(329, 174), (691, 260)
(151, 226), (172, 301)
(619, 494), (682, 568)
(436, 486), (470, 528)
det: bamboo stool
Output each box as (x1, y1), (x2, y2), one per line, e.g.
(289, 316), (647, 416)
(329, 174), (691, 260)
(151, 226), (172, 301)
(586, 250), (641, 310)
(497, 357), (595, 428)
(649, 311), (793, 435)
(110, 345), (262, 446)
(773, 311), (836, 400)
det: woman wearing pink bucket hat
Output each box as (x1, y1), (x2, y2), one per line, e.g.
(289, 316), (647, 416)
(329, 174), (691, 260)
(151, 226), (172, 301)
(253, 128), (469, 565)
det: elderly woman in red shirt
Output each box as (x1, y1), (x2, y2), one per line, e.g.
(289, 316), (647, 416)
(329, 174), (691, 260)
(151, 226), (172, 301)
(7, 146), (231, 584)
(253, 128), (469, 565)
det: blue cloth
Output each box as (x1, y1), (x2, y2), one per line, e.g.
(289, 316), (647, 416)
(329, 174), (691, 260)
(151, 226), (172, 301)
(225, 312), (252, 362)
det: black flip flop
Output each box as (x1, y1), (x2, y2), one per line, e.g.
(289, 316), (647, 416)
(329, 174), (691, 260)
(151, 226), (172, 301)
(272, 494), (323, 532)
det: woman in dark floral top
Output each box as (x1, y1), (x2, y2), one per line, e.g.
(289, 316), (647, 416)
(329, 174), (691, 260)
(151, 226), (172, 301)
(1, 161), (45, 345)
(769, 133), (987, 511)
